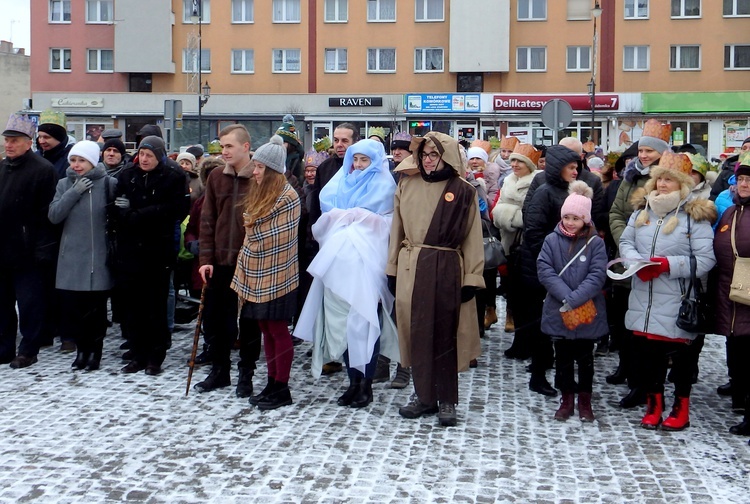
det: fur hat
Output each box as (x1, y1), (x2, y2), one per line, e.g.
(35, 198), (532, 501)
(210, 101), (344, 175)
(275, 114), (300, 147)
(3, 113), (36, 138)
(198, 156), (226, 184)
(500, 136), (519, 151)
(466, 146), (488, 164)
(253, 135), (287, 173)
(561, 181), (594, 224)
(508, 143), (541, 172)
(68, 140), (101, 168)
(391, 131), (412, 151)
(176, 151), (197, 171)
(639, 119), (671, 154)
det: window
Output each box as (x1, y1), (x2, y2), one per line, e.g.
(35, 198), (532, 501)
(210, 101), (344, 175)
(368, 0), (396, 21)
(183, 0), (211, 23)
(273, 0), (300, 22)
(671, 0), (701, 17)
(416, 0), (443, 21)
(367, 48), (396, 72)
(324, 48), (348, 72)
(325, 0), (348, 22)
(457, 73), (483, 92)
(129, 73), (152, 93)
(87, 49), (114, 72)
(231, 49), (255, 73)
(273, 49), (301, 72)
(86, 0), (113, 22)
(567, 0), (591, 19)
(516, 47), (546, 71)
(50, 0), (71, 22)
(725, 45), (750, 69)
(724, 0), (750, 15)
(670, 45), (700, 70)
(50, 48), (71, 71)
(566, 46), (591, 71)
(517, 0), (546, 20)
(232, 0), (254, 22)
(183, 48), (211, 73)
(624, 0), (648, 18)
(414, 48), (443, 72)
(624, 45), (649, 71)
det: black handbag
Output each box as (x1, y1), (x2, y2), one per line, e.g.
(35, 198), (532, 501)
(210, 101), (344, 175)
(482, 220), (506, 270)
(676, 217), (714, 334)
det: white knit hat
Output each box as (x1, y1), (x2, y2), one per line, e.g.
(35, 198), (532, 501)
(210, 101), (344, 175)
(68, 140), (101, 168)
(466, 146), (488, 164)
(253, 135), (287, 173)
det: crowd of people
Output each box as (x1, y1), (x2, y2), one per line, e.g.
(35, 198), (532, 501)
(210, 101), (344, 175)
(1, 109), (750, 439)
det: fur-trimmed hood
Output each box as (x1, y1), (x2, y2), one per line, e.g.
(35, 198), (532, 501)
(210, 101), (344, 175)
(630, 186), (717, 231)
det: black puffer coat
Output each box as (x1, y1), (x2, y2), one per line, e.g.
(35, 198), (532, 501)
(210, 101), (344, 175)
(714, 197), (750, 337)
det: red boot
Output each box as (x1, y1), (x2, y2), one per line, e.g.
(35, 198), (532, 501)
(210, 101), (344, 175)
(640, 393), (664, 430)
(578, 392), (595, 422)
(554, 393), (575, 421)
(662, 396), (690, 431)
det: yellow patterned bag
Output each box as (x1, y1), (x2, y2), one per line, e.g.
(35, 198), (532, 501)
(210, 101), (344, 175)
(561, 299), (598, 330)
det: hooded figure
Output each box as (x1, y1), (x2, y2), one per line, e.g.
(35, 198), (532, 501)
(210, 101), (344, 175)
(275, 114), (305, 180)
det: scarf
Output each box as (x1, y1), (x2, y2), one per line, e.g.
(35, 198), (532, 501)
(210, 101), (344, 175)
(636, 189), (683, 234)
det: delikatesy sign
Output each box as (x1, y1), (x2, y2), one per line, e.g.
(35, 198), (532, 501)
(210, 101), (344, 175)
(493, 94), (619, 111)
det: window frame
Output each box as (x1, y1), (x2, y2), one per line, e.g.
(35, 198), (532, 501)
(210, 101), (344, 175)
(272, 0), (301, 23)
(367, 0), (397, 22)
(623, 45), (650, 71)
(669, 45), (700, 71)
(516, 46), (547, 72)
(723, 0), (750, 16)
(272, 48), (302, 73)
(324, 0), (348, 22)
(49, 0), (71, 23)
(414, 47), (444, 73)
(182, 48), (212, 73)
(183, 0), (211, 23)
(231, 0), (254, 23)
(566, 46), (592, 72)
(85, 0), (113, 23)
(87, 48), (114, 73)
(323, 48), (348, 73)
(624, 0), (649, 19)
(415, 0), (444, 22)
(50, 48), (72, 72)
(367, 47), (397, 73)
(231, 49), (255, 74)
(724, 44), (750, 70)
(671, 0), (701, 18)
(517, 0), (547, 21)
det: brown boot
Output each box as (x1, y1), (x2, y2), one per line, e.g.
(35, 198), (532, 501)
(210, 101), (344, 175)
(484, 307), (498, 330)
(578, 392), (595, 422)
(504, 307), (515, 333)
(554, 392), (575, 421)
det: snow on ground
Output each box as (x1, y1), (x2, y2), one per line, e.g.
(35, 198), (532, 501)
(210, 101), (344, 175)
(0, 298), (748, 503)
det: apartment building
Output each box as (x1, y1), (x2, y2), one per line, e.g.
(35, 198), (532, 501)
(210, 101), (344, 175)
(28, 0), (750, 156)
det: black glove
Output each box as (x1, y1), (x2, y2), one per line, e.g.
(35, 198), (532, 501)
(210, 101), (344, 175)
(387, 275), (397, 296)
(460, 286), (477, 303)
(186, 240), (200, 256)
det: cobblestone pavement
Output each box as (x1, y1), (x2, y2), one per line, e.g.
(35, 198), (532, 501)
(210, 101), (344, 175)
(0, 299), (748, 503)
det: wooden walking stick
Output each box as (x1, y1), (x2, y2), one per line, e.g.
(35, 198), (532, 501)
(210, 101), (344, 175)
(185, 282), (208, 396)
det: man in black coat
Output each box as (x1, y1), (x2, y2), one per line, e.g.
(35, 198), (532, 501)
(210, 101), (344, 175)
(0, 114), (59, 368)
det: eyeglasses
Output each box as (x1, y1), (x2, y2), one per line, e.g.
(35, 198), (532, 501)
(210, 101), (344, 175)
(737, 176), (750, 185)
(420, 151), (440, 161)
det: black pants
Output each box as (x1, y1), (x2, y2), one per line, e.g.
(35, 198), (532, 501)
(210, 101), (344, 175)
(344, 338), (380, 380)
(554, 339), (595, 393)
(202, 265), (261, 370)
(59, 290), (109, 351)
(119, 267), (172, 366)
(516, 285), (552, 375)
(727, 337), (750, 405)
(635, 336), (700, 397)
(0, 265), (52, 359)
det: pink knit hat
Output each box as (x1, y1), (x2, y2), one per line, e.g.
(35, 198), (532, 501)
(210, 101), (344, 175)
(560, 181), (594, 224)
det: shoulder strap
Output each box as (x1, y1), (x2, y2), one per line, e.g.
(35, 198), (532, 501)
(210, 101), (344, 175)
(558, 235), (596, 277)
(731, 210), (740, 258)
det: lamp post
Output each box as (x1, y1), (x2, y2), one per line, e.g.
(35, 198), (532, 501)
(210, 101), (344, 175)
(190, 2), (210, 145)
(589, 1), (602, 144)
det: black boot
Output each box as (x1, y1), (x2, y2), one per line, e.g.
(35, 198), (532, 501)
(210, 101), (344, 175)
(72, 350), (90, 370)
(249, 377), (276, 406)
(257, 382), (293, 411)
(337, 377), (361, 406)
(236, 367), (254, 398)
(619, 387), (647, 408)
(732, 388), (747, 413)
(605, 363), (627, 385)
(717, 381), (733, 396)
(529, 374), (557, 397)
(350, 378), (373, 408)
(193, 365), (231, 393)
(86, 339), (103, 371)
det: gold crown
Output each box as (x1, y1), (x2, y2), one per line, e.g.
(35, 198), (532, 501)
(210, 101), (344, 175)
(512, 143), (541, 166)
(500, 135), (519, 150)
(582, 141), (596, 152)
(471, 139), (491, 153)
(642, 119), (671, 142)
(659, 150), (693, 176)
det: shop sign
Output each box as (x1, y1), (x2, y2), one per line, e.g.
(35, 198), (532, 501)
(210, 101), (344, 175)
(51, 97), (104, 108)
(329, 97), (383, 107)
(493, 94), (619, 111)
(406, 94), (480, 113)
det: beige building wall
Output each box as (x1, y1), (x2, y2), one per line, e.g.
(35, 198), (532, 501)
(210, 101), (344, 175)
(0, 43), (30, 131)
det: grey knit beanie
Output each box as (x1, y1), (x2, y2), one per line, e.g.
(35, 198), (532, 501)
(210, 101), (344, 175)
(253, 135), (287, 173)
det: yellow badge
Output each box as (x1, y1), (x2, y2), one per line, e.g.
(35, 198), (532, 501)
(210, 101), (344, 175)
(720, 224), (729, 233)
(445, 192), (455, 202)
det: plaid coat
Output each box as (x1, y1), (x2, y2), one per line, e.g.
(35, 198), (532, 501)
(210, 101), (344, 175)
(231, 183), (301, 303)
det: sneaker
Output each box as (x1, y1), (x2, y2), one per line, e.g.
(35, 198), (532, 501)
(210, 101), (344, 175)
(390, 365), (411, 389)
(438, 402), (457, 426)
(398, 394), (439, 419)
(9, 354), (37, 369)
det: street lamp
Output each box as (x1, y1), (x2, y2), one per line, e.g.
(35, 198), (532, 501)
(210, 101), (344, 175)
(190, 1), (208, 145)
(589, 1), (603, 144)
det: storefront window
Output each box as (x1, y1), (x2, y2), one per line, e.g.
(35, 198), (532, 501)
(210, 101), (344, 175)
(670, 121), (708, 153)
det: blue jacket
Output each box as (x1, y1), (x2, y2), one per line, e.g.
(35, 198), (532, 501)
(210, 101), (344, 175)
(537, 225), (609, 339)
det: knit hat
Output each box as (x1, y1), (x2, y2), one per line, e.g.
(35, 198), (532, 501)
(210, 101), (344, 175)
(176, 151), (197, 170)
(639, 119), (671, 154)
(560, 180), (594, 224)
(587, 156), (604, 171)
(737, 152), (750, 178)
(186, 145), (204, 158)
(508, 143), (541, 171)
(391, 131), (412, 151)
(102, 138), (126, 157)
(368, 126), (386, 144)
(68, 140), (102, 168)
(253, 135), (287, 173)
(207, 139), (222, 155)
(138, 135), (166, 161)
(101, 129), (123, 140)
(305, 149), (330, 168)
(466, 146), (488, 164)
(38, 109), (68, 144)
(2, 113), (36, 138)
(275, 114), (300, 147)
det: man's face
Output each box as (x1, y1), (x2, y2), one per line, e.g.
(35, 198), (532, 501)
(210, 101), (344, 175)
(391, 148), (409, 163)
(103, 147), (122, 167)
(139, 149), (158, 171)
(333, 127), (355, 158)
(3, 135), (32, 159)
(37, 131), (61, 152)
(220, 132), (251, 169)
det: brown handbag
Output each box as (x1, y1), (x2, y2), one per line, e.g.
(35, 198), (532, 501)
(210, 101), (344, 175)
(729, 211), (750, 306)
